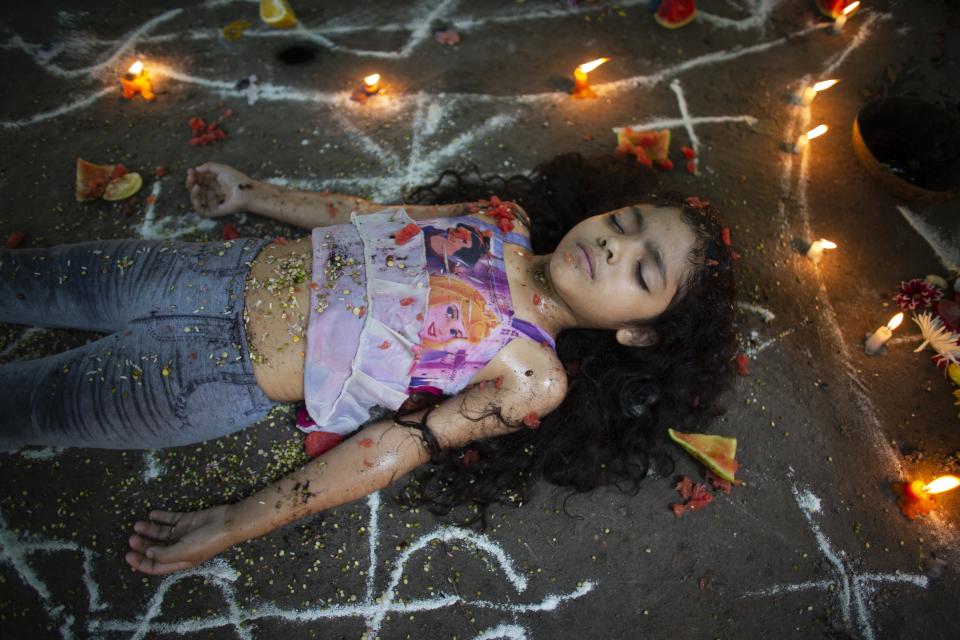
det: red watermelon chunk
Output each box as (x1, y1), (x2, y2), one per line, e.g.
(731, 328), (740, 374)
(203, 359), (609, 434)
(655, 0), (697, 29)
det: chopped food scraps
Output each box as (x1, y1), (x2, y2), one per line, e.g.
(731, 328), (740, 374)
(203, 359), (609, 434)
(668, 428), (740, 483)
(670, 475), (714, 517)
(222, 19), (253, 41)
(616, 128), (671, 165)
(188, 116), (228, 146)
(75, 158), (142, 202)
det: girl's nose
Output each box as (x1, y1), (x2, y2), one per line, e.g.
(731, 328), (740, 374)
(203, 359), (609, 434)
(600, 236), (621, 263)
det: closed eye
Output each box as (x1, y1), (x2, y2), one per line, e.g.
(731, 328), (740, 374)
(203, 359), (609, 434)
(636, 262), (649, 292)
(608, 213), (625, 233)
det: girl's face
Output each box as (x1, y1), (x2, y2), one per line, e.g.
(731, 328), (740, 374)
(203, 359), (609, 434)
(548, 205), (697, 328)
(429, 228), (473, 257)
(423, 301), (467, 343)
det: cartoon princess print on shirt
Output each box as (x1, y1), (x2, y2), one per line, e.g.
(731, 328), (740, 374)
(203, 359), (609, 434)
(423, 222), (492, 273)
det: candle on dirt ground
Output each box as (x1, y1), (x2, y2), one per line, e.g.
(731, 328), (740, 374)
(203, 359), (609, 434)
(796, 79), (838, 105)
(791, 124), (828, 153)
(864, 312), (904, 355)
(891, 475), (960, 519)
(120, 60), (155, 101)
(805, 238), (837, 264)
(571, 58), (609, 99)
(364, 73), (381, 95)
(832, 1), (860, 34)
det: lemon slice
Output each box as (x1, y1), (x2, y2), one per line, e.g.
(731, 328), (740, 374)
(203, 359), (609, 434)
(103, 172), (143, 201)
(260, 0), (298, 29)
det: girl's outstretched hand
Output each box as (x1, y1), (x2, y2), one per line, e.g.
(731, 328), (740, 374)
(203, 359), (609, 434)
(125, 504), (239, 576)
(186, 162), (254, 218)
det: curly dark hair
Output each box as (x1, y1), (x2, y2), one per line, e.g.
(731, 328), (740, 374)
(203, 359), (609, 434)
(395, 153), (737, 523)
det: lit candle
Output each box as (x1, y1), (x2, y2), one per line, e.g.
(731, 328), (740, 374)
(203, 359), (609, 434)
(891, 475), (960, 519)
(805, 238), (837, 264)
(791, 124), (828, 154)
(120, 60), (155, 101)
(864, 312), (904, 355)
(571, 57), (609, 99)
(364, 73), (381, 95)
(795, 79), (838, 106)
(832, 1), (860, 34)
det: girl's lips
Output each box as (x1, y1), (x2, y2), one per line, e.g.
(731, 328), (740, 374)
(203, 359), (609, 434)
(577, 243), (594, 278)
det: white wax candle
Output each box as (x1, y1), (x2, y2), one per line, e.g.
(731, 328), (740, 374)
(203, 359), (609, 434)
(806, 238), (837, 264)
(832, 13), (848, 33)
(864, 312), (904, 355)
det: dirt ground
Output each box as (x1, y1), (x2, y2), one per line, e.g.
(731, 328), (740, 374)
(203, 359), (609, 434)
(1, 1), (959, 639)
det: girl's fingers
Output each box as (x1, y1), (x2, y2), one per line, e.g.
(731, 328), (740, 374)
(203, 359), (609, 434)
(128, 533), (160, 553)
(133, 520), (176, 542)
(125, 551), (193, 576)
(147, 510), (183, 525)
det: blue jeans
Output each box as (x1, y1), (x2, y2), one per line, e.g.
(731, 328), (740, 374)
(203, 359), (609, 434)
(0, 238), (277, 450)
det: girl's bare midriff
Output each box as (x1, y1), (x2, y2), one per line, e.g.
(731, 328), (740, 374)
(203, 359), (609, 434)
(244, 237), (314, 401)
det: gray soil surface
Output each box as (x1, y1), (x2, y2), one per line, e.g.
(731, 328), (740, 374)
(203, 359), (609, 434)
(2, 1), (960, 639)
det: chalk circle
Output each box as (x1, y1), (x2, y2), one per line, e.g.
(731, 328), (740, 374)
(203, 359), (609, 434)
(852, 96), (960, 204)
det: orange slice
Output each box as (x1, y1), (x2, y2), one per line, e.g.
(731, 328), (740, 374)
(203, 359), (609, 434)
(103, 172), (143, 201)
(260, 0), (298, 29)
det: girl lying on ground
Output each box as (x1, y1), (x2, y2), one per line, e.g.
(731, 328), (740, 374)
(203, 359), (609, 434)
(0, 153), (736, 575)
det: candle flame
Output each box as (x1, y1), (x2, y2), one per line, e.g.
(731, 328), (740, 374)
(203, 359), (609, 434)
(364, 73), (381, 87)
(128, 60), (144, 75)
(842, 1), (860, 16)
(923, 475), (960, 495)
(577, 58), (609, 74)
(813, 79), (838, 93)
(818, 239), (838, 250)
(805, 124), (828, 141)
(886, 312), (904, 331)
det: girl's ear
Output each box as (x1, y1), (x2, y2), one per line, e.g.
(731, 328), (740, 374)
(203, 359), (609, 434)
(615, 326), (658, 347)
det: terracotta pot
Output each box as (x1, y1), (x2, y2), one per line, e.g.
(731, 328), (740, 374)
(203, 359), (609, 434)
(851, 96), (960, 204)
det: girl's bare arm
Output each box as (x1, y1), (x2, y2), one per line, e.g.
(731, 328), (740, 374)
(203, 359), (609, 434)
(186, 162), (473, 229)
(125, 351), (566, 576)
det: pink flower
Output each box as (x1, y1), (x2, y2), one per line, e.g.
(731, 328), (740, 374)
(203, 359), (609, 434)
(895, 278), (943, 311)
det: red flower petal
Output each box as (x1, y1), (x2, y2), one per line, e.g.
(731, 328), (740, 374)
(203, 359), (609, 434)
(5, 231), (26, 249)
(686, 160), (698, 175)
(221, 224), (239, 240)
(378, 340), (391, 350)
(400, 296), (415, 306)
(522, 411), (541, 429)
(304, 431), (344, 458)
(720, 227), (732, 247)
(394, 222), (422, 245)
(736, 354), (749, 376)
(681, 146), (696, 159)
(656, 158), (674, 170)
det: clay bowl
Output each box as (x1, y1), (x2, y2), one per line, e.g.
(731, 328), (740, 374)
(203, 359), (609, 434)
(852, 96), (960, 204)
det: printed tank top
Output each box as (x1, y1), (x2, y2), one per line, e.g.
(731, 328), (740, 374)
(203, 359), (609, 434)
(302, 207), (555, 436)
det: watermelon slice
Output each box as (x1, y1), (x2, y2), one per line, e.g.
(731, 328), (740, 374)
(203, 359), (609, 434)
(668, 428), (739, 483)
(654, 0), (697, 29)
(616, 128), (671, 164)
(76, 158), (116, 201)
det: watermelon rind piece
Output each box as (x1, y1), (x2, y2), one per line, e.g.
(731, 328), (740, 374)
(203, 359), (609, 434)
(616, 128), (672, 162)
(668, 428), (739, 483)
(655, 0), (697, 29)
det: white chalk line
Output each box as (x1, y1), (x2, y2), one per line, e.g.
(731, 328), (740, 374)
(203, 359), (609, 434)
(777, 14), (906, 484)
(740, 479), (928, 640)
(737, 302), (776, 322)
(0, 19), (824, 129)
(81, 490), (595, 638)
(614, 115), (759, 135)
(669, 79), (700, 172)
(743, 328), (795, 358)
(896, 206), (960, 273)
(138, 179), (218, 240)
(0, 86), (116, 129)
